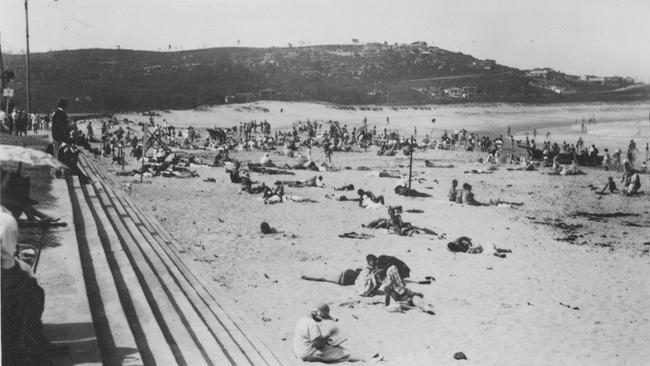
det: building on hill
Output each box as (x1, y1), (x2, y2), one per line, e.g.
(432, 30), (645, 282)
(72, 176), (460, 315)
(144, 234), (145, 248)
(444, 87), (463, 98)
(259, 88), (276, 99)
(473, 59), (497, 70)
(526, 68), (552, 79)
(461, 86), (478, 98)
(414, 51), (433, 64)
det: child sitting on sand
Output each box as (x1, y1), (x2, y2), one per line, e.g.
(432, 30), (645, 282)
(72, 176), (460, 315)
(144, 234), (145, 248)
(600, 176), (619, 194)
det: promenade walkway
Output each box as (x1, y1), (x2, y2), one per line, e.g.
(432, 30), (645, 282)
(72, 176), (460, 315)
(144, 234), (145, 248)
(59, 150), (299, 365)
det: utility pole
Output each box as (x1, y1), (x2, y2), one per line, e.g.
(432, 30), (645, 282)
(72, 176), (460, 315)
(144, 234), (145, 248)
(408, 136), (414, 190)
(24, 0), (31, 115)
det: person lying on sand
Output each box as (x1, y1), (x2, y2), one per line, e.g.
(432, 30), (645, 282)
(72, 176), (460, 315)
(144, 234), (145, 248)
(285, 195), (318, 203)
(293, 303), (384, 363)
(325, 193), (361, 202)
(600, 176), (619, 194)
(283, 175), (324, 188)
(560, 161), (585, 176)
(363, 207), (438, 236)
(301, 269), (362, 286)
(394, 178), (431, 198)
(447, 236), (512, 258)
(334, 184), (355, 191)
(424, 160), (454, 168)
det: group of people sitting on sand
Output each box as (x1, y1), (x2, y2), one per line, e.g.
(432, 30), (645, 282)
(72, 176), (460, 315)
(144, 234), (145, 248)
(448, 179), (523, 207)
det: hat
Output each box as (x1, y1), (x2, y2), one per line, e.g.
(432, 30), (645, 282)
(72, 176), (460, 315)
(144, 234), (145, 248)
(312, 303), (333, 320)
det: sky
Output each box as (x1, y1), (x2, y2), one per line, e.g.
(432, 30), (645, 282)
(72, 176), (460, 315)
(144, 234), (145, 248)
(2, 0), (649, 82)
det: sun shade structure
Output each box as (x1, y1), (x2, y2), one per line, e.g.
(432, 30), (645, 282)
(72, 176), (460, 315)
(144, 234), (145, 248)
(0, 144), (68, 170)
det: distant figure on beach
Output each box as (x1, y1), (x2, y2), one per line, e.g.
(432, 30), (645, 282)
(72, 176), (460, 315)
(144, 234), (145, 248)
(621, 170), (641, 196)
(448, 179), (459, 202)
(600, 177), (618, 194)
(292, 303), (383, 363)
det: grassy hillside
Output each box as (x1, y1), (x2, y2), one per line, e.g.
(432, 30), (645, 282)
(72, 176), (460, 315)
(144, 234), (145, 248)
(2, 44), (648, 113)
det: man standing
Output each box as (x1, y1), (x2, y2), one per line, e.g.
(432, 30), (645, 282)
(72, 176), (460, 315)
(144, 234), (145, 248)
(51, 99), (69, 160)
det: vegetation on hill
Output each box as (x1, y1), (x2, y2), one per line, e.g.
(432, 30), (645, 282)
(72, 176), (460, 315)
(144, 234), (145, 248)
(2, 43), (648, 113)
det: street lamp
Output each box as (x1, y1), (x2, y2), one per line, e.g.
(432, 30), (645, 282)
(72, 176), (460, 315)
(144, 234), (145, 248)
(24, 0), (31, 115)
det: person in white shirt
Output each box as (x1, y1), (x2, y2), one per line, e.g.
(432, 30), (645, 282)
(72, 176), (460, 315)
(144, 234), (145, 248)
(293, 303), (383, 363)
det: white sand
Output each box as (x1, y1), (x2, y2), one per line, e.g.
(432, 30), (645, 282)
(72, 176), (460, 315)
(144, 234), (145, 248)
(99, 101), (650, 366)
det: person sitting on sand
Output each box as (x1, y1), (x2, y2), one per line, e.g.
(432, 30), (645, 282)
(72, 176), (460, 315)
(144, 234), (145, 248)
(622, 170), (641, 196)
(260, 152), (275, 167)
(239, 169), (252, 191)
(600, 176), (619, 194)
(384, 285), (435, 315)
(358, 189), (385, 207)
(301, 269), (362, 286)
(551, 156), (562, 174)
(292, 303), (383, 363)
(229, 161), (241, 183)
(355, 254), (410, 297)
(447, 236), (512, 258)
(460, 183), (484, 206)
(264, 181), (285, 204)
(448, 179), (459, 202)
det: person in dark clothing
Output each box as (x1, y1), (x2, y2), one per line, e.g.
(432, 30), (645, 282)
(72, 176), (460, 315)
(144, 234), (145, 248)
(1, 210), (62, 366)
(51, 99), (69, 161)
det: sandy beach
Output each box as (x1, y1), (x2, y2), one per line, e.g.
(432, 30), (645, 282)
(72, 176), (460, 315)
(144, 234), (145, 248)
(92, 101), (650, 366)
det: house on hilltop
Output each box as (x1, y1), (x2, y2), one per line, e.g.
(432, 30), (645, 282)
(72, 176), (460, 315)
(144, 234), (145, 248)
(473, 59), (496, 70)
(444, 87), (463, 98)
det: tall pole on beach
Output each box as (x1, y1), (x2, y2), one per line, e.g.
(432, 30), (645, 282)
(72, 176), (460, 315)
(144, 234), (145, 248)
(141, 123), (147, 182)
(408, 136), (414, 190)
(24, 0), (31, 115)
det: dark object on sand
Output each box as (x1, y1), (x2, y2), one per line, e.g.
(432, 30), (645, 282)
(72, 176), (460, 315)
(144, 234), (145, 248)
(260, 222), (278, 234)
(203, 177), (216, 183)
(454, 352), (468, 360)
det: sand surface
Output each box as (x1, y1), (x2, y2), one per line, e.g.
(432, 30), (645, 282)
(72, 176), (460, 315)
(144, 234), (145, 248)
(95, 101), (650, 366)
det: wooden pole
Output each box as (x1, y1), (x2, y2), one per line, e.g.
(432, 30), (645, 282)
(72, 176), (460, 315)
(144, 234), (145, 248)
(408, 136), (414, 190)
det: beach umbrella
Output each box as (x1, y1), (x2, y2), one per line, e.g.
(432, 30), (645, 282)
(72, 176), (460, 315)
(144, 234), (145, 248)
(0, 144), (68, 170)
